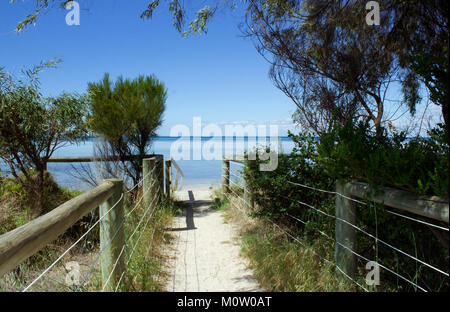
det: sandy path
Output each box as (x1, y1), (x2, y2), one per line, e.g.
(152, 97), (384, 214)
(165, 189), (261, 292)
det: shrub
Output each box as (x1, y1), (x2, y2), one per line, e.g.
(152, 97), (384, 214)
(241, 130), (448, 291)
(317, 119), (449, 199)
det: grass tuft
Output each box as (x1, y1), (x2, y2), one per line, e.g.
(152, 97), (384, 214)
(217, 189), (359, 292)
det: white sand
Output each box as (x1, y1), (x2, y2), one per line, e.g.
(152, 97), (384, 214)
(165, 188), (261, 292)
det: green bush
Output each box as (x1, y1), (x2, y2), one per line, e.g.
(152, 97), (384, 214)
(0, 174), (98, 246)
(243, 133), (335, 239)
(318, 119), (449, 199)
(316, 119), (449, 291)
(242, 130), (449, 291)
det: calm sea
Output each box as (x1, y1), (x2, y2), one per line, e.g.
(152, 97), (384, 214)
(2, 137), (295, 191)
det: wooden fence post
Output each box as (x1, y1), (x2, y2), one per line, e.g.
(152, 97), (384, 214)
(335, 181), (357, 282)
(222, 159), (230, 195)
(100, 178), (125, 292)
(155, 155), (164, 205)
(143, 158), (156, 208)
(243, 173), (253, 210)
(165, 159), (172, 197)
(0, 181), (118, 279)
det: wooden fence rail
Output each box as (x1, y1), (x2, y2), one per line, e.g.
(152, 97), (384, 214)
(335, 181), (449, 281)
(170, 158), (184, 192)
(344, 181), (449, 223)
(0, 155), (169, 291)
(222, 158), (449, 284)
(46, 154), (158, 163)
(0, 179), (119, 278)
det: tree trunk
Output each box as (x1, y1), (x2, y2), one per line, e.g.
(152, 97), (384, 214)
(26, 167), (45, 221)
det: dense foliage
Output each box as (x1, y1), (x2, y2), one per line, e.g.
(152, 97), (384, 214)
(318, 120), (449, 199)
(243, 132), (449, 291)
(88, 73), (166, 185)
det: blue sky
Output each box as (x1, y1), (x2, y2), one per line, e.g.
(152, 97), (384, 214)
(1, 0), (442, 137)
(0, 0), (298, 136)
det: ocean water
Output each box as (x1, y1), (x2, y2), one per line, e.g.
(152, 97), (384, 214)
(3, 137), (295, 191)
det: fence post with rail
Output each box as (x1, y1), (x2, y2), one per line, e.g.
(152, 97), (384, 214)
(100, 178), (125, 292)
(143, 157), (157, 209)
(222, 154), (449, 292)
(165, 159), (172, 197)
(334, 181), (357, 280)
(155, 155), (164, 204)
(222, 158), (230, 195)
(0, 179), (122, 279)
(0, 154), (167, 291)
(243, 170), (254, 211)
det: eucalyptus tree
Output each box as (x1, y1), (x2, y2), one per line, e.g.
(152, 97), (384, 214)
(14, 0), (448, 133)
(241, 0), (444, 135)
(0, 59), (88, 219)
(88, 74), (167, 186)
(387, 0), (449, 130)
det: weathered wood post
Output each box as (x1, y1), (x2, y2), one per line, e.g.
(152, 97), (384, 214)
(244, 179), (249, 209)
(100, 178), (125, 292)
(335, 181), (357, 282)
(155, 155), (164, 205)
(243, 167), (253, 210)
(143, 158), (156, 208)
(222, 158), (230, 195)
(165, 159), (172, 197)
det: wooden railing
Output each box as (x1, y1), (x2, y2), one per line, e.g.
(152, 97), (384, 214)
(335, 181), (448, 279)
(221, 156), (449, 289)
(165, 158), (184, 197)
(0, 155), (170, 291)
(0, 179), (120, 278)
(46, 154), (158, 163)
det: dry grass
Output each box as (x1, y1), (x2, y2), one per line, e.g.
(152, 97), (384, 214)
(215, 189), (359, 292)
(0, 239), (101, 292)
(119, 196), (179, 292)
(0, 176), (100, 292)
(0, 183), (178, 292)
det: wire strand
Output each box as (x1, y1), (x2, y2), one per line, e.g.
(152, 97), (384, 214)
(263, 214), (369, 292)
(386, 209), (449, 232)
(125, 178), (158, 219)
(225, 173), (430, 292)
(287, 181), (368, 205)
(280, 194), (449, 277)
(125, 195), (159, 264)
(22, 192), (124, 292)
(106, 190), (160, 291)
(124, 165), (157, 194)
(287, 180), (449, 231)
(76, 183), (161, 291)
(101, 244), (126, 292)
(284, 212), (427, 292)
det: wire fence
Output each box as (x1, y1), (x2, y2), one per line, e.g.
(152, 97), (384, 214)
(100, 181), (161, 292)
(222, 159), (449, 292)
(19, 163), (162, 292)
